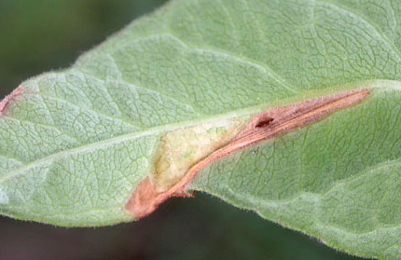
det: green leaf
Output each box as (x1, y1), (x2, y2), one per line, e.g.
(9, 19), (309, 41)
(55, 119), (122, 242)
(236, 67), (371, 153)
(1, 0), (401, 259)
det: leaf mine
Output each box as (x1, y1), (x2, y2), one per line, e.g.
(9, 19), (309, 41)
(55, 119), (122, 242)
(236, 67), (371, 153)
(151, 120), (245, 192)
(125, 88), (370, 219)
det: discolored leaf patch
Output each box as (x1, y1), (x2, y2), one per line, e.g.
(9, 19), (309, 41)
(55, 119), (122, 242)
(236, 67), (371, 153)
(126, 88), (369, 219)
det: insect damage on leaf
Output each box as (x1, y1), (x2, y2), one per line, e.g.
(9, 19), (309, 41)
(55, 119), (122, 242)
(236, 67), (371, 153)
(126, 120), (246, 218)
(125, 88), (370, 219)
(151, 121), (245, 192)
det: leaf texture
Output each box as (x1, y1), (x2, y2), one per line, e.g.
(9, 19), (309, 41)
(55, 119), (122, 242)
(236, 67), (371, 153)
(1, 0), (401, 259)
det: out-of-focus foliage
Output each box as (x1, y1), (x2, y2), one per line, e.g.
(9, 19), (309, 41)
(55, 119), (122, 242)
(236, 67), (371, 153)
(0, 0), (166, 96)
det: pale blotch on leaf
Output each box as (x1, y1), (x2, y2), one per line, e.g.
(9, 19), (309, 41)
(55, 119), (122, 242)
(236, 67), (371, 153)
(126, 88), (370, 219)
(151, 120), (245, 192)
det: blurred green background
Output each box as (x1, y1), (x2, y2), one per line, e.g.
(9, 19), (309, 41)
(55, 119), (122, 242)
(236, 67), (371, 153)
(0, 1), (363, 260)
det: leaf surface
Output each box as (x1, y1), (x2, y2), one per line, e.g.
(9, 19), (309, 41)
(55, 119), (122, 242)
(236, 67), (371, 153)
(1, 0), (401, 258)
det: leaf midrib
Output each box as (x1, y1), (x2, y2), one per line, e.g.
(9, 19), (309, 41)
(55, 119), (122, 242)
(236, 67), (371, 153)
(3, 79), (398, 185)
(0, 100), (277, 184)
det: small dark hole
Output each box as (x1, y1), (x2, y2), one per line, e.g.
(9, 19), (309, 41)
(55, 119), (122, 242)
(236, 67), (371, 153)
(255, 117), (274, 128)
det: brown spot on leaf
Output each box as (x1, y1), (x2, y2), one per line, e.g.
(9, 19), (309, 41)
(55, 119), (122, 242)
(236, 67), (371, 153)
(125, 88), (370, 219)
(254, 116), (274, 128)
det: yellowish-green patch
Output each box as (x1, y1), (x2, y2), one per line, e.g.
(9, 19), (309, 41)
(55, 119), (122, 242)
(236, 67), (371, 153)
(151, 119), (245, 191)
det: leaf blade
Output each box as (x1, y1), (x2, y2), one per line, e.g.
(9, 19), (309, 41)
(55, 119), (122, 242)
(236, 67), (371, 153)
(1, 1), (401, 258)
(191, 82), (401, 259)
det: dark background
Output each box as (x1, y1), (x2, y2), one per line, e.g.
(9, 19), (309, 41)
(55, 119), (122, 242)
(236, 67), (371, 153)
(0, 1), (362, 260)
